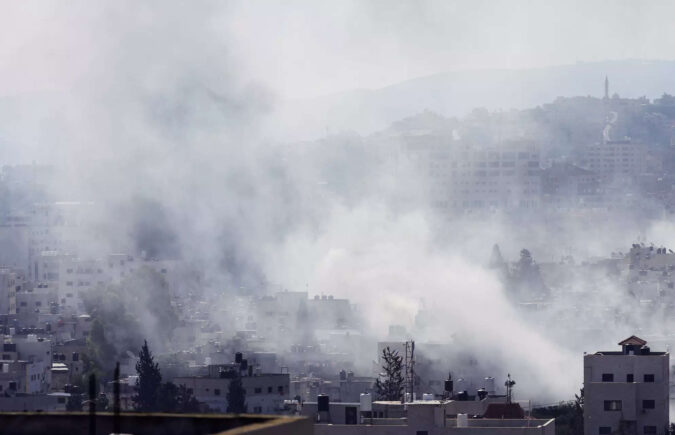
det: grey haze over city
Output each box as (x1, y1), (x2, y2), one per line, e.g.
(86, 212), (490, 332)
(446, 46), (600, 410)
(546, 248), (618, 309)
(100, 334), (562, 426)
(2, 1), (675, 430)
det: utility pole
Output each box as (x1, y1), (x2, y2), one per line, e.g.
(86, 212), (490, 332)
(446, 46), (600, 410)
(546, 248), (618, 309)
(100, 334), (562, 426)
(505, 374), (516, 404)
(404, 341), (415, 402)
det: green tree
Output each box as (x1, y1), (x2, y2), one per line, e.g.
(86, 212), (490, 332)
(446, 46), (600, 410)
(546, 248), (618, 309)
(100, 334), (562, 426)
(81, 318), (117, 386)
(133, 340), (162, 412)
(226, 372), (247, 413)
(374, 347), (404, 401)
(97, 392), (109, 411)
(66, 393), (83, 411)
(532, 388), (583, 435)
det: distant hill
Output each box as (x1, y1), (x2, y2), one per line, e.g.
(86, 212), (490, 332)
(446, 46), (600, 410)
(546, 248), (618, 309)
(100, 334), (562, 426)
(272, 59), (675, 140)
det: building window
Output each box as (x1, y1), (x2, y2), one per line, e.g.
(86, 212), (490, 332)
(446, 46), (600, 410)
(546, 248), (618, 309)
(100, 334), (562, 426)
(644, 374), (655, 382)
(253, 406), (262, 413)
(642, 400), (655, 409)
(214, 389), (220, 396)
(604, 400), (622, 411)
(268, 386), (272, 393)
(254, 387), (261, 394)
(599, 428), (611, 435)
(644, 426), (657, 434)
(626, 374), (634, 382)
(601, 373), (614, 382)
(57, 397), (66, 404)
(278, 386), (284, 394)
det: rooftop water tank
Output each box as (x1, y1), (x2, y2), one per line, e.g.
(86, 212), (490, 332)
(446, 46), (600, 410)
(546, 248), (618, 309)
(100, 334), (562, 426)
(422, 393), (434, 401)
(457, 413), (468, 428)
(484, 377), (495, 395)
(360, 393), (372, 412)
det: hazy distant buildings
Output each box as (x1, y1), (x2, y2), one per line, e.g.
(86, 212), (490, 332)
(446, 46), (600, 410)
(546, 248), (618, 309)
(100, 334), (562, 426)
(402, 136), (541, 213)
(579, 139), (648, 184)
(584, 336), (669, 435)
(0, 268), (22, 316)
(541, 162), (602, 209)
(625, 244), (675, 303)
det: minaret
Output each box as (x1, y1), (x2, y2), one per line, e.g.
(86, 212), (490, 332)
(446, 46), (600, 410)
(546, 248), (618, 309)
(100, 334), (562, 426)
(604, 76), (609, 99)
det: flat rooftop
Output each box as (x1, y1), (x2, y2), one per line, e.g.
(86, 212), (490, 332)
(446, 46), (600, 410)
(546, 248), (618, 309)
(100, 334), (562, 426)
(592, 351), (667, 356)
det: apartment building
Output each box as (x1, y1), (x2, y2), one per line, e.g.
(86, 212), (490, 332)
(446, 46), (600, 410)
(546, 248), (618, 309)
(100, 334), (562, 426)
(173, 357), (290, 414)
(579, 140), (647, 183)
(402, 136), (541, 213)
(584, 336), (669, 435)
(0, 268), (22, 315)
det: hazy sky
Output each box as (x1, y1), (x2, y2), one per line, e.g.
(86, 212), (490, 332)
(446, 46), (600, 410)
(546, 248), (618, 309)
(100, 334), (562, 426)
(2, 1), (675, 100)
(229, 0), (675, 98)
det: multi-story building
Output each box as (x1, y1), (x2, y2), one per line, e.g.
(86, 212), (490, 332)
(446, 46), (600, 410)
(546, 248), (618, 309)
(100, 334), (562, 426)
(584, 336), (669, 435)
(541, 162), (602, 209)
(402, 136), (541, 213)
(579, 140), (648, 184)
(0, 268), (23, 315)
(32, 251), (178, 314)
(174, 357), (290, 414)
(0, 359), (50, 394)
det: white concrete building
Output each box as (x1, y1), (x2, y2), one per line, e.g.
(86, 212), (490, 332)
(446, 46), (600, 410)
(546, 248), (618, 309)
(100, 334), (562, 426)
(584, 336), (669, 435)
(174, 359), (290, 414)
(401, 136), (542, 213)
(0, 267), (22, 315)
(579, 140), (647, 183)
(302, 398), (554, 435)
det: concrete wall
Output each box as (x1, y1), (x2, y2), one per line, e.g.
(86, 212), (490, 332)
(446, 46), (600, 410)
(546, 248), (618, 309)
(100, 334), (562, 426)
(0, 412), (312, 435)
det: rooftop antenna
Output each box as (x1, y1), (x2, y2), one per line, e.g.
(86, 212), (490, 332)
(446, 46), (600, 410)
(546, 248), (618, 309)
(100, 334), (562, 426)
(114, 362), (120, 435)
(88, 373), (96, 435)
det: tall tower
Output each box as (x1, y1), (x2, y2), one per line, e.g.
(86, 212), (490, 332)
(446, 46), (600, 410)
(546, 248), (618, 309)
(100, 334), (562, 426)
(604, 76), (609, 99)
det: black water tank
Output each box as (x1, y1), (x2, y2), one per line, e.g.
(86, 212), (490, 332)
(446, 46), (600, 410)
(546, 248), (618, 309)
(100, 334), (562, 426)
(444, 380), (453, 392)
(240, 359), (248, 371)
(235, 352), (243, 363)
(641, 346), (650, 355)
(477, 388), (488, 400)
(339, 370), (346, 380)
(318, 394), (330, 412)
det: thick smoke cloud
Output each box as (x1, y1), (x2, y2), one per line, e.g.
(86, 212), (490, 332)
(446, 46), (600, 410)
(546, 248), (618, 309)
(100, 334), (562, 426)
(1, 1), (674, 405)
